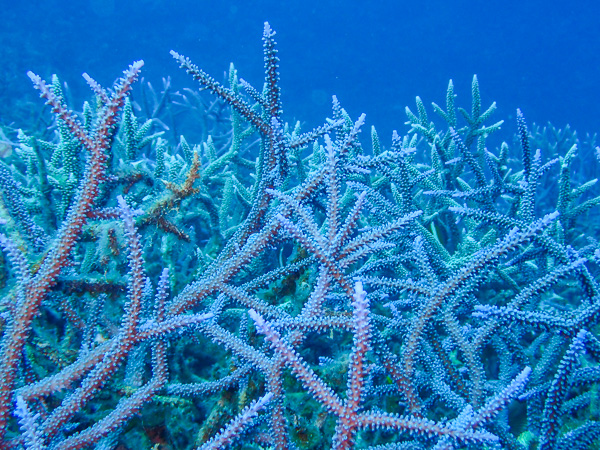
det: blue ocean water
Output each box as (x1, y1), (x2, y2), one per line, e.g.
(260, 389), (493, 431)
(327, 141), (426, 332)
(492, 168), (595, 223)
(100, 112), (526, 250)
(2, 0), (599, 141)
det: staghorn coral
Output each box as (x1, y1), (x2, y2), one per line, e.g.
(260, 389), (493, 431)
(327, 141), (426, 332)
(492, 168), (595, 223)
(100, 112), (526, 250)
(0, 22), (599, 450)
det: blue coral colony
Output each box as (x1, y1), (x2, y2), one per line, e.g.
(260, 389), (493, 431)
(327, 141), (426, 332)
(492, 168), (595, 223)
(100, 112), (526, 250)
(0, 22), (598, 449)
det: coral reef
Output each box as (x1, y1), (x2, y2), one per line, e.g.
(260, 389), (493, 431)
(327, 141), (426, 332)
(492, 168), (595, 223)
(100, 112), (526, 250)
(0, 22), (600, 449)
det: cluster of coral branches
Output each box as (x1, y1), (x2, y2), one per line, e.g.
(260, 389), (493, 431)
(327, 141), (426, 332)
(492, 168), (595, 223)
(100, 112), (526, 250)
(0, 22), (599, 449)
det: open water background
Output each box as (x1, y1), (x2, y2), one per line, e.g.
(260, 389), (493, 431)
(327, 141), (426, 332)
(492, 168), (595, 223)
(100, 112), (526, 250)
(2, 0), (599, 142)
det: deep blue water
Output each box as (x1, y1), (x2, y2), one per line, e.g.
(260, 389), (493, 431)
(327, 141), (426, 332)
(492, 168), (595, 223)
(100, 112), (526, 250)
(2, 0), (600, 141)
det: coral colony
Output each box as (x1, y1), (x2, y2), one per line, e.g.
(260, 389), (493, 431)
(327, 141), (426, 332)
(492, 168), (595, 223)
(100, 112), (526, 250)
(1, 21), (600, 449)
